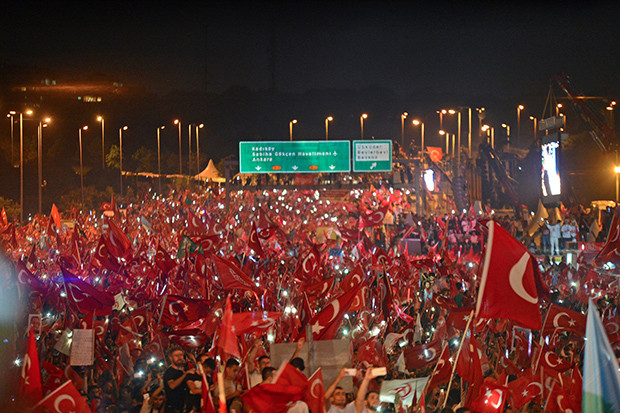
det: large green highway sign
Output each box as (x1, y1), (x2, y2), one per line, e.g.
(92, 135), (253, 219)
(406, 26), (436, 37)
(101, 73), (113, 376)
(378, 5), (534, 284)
(239, 141), (351, 173)
(352, 140), (393, 172)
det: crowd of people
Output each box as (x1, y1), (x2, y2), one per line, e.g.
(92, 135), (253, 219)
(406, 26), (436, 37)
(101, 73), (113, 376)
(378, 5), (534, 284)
(1, 183), (619, 413)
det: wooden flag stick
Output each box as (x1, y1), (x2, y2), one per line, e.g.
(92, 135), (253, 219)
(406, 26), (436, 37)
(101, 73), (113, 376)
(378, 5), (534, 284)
(443, 309), (475, 409)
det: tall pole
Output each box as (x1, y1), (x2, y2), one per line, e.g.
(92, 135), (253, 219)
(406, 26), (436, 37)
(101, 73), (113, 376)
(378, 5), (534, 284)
(188, 124), (193, 176)
(468, 108), (472, 158)
(79, 127), (85, 209)
(157, 126), (163, 195)
(325, 116), (332, 140)
(196, 124), (202, 173)
(38, 123), (42, 215)
(174, 120), (182, 174)
(361, 114), (367, 140)
(9, 113), (15, 167)
(289, 119), (297, 141)
(98, 116), (105, 168)
(420, 122), (425, 159)
(401, 112), (408, 149)
(457, 111), (462, 167)
(19, 113), (24, 222)
(119, 127), (127, 199)
(517, 105), (524, 145)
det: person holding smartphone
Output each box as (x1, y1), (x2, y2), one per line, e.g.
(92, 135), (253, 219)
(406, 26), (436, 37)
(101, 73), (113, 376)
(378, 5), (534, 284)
(164, 347), (194, 413)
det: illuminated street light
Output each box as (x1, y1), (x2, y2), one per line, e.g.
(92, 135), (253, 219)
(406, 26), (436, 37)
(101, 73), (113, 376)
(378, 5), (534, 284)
(289, 119), (297, 141)
(78, 125), (88, 209)
(517, 105), (524, 144)
(119, 126), (128, 199)
(412, 119), (424, 158)
(174, 119), (182, 174)
(325, 116), (333, 140)
(196, 123), (204, 172)
(157, 126), (165, 194)
(37, 117), (51, 215)
(16, 109), (34, 222)
(529, 116), (537, 140)
(615, 165), (620, 203)
(501, 123), (511, 149)
(401, 112), (408, 148)
(7, 112), (15, 166)
(360, 114), (368, 140)
(97, 116), (105, 168)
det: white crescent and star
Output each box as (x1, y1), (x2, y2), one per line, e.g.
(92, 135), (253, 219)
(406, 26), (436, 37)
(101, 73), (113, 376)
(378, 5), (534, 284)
(310, 379), (322, 399)
(54, 394), (76, 412)
(508, 252), (538, 304)
(553, 312), (572, 329)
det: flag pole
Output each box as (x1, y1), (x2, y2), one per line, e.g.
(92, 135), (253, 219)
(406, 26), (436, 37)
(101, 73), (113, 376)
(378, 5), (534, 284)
(443, 309), (475, 409)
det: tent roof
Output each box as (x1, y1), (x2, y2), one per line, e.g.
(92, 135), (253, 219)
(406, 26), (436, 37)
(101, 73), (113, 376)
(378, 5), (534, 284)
(195, 159), (225, 182)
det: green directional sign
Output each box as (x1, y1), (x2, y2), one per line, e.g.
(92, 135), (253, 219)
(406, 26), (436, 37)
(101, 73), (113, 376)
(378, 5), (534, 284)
(239, 141), (351, 173)
(352, 140), (393, 172)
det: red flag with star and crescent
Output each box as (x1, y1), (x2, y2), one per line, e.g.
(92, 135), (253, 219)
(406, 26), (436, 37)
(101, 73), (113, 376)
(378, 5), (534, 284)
(403, 340), (442, 371)
(306, 368), (325, 413)
(62, 267), (115, 315)
(19, 328), (42, 406)
(360, 204), (389, 228)
(475, 220), (542, 330)
(594, 207), (620, 266)
(212, 255), (260, 293)
(425, 343), (452, 392)
(542, 304), (586, 336)
(37, 380), (91, 413)
(305, 283), (362, 341)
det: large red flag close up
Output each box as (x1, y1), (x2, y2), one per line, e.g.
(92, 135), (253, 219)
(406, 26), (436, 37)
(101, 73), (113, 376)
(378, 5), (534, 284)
(19, 328), (42, 406)
(37, 380), (91, 413)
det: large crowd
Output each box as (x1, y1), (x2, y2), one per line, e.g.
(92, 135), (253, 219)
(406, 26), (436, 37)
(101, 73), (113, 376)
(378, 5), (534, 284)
(1, 183), (619, 413)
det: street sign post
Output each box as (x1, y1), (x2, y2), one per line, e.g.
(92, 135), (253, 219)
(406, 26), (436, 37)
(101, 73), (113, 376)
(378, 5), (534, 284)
(352, 140), (393, 172)
(239, 141), (350, 173)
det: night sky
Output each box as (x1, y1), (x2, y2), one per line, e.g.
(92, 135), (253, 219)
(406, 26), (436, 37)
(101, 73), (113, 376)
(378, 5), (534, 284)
(2, 2), (619, 99)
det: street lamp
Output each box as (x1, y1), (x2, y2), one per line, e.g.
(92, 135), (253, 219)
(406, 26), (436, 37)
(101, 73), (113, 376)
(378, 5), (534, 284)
(188, 124), (193, 176)
(360, 114), (368, 140)
(517, 105), (524, 144)
(17, 109), (33, 222)
(78, 125), (88, 209)
(556, 103), (563, 117)
(529, 116), (537, 140)
(325, 116), (333, 140)
(439, 130), (448, 155)
(401, 112), (408, 149)
(412, 120), (424, 158)
(97, 116), (105, 168)
(501, 123), (511, 149)
(196, 123), (204, 172)
(174, 119), (182, 174)
(289, 119), (297, 141)
(157, 126), (165, 195)
(615, 165), (620, 203)
(119, 126), (128, 198)
(437, 109), (447, 130)
(37, 117), (51, 215)
(7, 111), (15, 167)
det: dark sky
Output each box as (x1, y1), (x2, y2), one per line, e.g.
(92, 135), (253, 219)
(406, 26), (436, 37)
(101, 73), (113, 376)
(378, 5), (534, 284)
(2, 1), (619, 99)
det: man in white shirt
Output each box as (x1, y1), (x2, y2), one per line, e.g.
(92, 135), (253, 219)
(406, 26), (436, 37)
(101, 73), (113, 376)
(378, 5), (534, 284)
(548, 220), (561, 256)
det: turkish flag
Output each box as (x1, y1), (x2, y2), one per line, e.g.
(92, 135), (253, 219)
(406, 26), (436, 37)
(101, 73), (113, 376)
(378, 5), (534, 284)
(240, 383), (306, 413)
(155, 243), (177, 273)
(295, 246), (321, 282)
(231, 311), (282, 336)
(62, 267), (115, 315)
(15, 260), (47, 296)
(303, 276), (335, 299)
(536, 344), (572, 373)
(19, 328), (42, 406)
(425, 344), (452, 392)
(306, 283), (362, 340)
(349, 284), (368, 313)
(50, 203), (62, 232)
(212, 255), (260, 293)
(103, 219), (132, 259)
(354, 338), (387, 367)
(360, 205), (389, 228)
(544, 381), (578, 413)
(274, 362), (308, 389)
(594, 207), (620, 266)
(475, 220), (542, 329)
(187, 210), (208, 234)
(37, 380), (91, 413)
(426, 146), (443, 163)
(306, 368), (325, 413)
(455, 328), (483, 388)
(507, 374), (542, 409)
(468, 382), (507, 413)
(215, 296), (240, 358)
(403, 340), (442, 371)
(0, 206), (7, 226)
(91, 236), (121, 272)
(446, 308), (475, 331)
(160, 295), (210, 326)
(338, 226), (360, 242)
(339, 264), (365, 290)
(372, 248), (393, 269)
(542, 304), (586, 336)
(248, 222), (265, 258)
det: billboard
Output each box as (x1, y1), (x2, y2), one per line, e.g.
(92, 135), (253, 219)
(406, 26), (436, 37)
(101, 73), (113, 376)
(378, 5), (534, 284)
(541, 134), (561, 206)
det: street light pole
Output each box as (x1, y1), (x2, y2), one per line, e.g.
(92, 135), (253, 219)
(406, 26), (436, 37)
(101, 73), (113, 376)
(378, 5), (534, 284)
(157, 126), (165, 195)
(517, 105), (524, 145)
(530, 116), (537, 140)
(119, 126), (128, 199)
(174, 119), (182, 174)
(502, 124), (511, 150)
(360, 114), (368, 140)
(79, 126), (87, 209)
(188, 124), (193, 176)
(413, 120), (424, 158)
(196, 124), (204, 172)
(19, 110), (33, 222)
(325, 116), (333, 140)
(289, 119), (297, 141)
(97, 116), (105, 168)
(401, 112), (408, 149)
(37, 118), (51, 215)
(8, 112), (15, 167)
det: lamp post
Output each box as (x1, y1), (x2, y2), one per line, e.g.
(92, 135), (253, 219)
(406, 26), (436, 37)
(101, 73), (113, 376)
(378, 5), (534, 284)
(196, 123), (204, 172)
(37, 117), (51, 215)
(529, 116), (537, 140)
(325, 116), (333, 140)
(501, 124), (511, 150)
(439, 130), (448, 155)
(615, 165), (620, 204)
(174, 119), (182, 174)
(437, 109), (447, 130)
(119, 126), (128, 198)
(289, 119), (297, 141)
(7, 111), (15, 167)
(360, 114), (367, 140)
(97, 116), (105, 168)
(157, 126), (165, 195)
(78, 125), (88, 209)
(18, 110), (33, 222)
(401, 112), (408, 149)
(188, 124), (193, 176)
(413, 120), (424, 158)
(517, 105), (524, 144)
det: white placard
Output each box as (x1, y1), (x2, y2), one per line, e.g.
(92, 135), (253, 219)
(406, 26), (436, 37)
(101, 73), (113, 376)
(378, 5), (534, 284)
(70, 329), (94, 366)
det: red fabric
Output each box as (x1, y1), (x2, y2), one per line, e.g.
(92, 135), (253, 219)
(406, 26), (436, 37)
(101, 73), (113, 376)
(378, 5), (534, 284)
(212, 255), (260, 293)
(403, 340), (442, 371)
(62, 267), (115, 315)
(446, 308), (475, 331)
(274, 362), (308, 389)
(537, 344), (572, 373)
(15, 260), (47, 295)
(360, 205), (389, 228)
(187, 210), (208, 234)
(155, 243), (177, 273)
(216, 296), (240, 358)
(594, 207), (620, 266)
(303, 276), (335, 299)
(50, 203), (62, 232)
(455, 328), (483, 389)
(425, 344), (452, 392)
(38, 380), (91, 413)
(542, 304), (586, 336)
(354, 338), (387, 367)
(160, 295), (210, 326)
(475, 220), (542, 329)
(248, 222), (265, 258)
(19, 328), (42, 405)
(305, 283), (362, 340)
(306, 368), (324, 413)
(103, 219), (133, 259)
(231, 311), (282, 336)
(295, 246), (321, 282)
(240, 383), (306, 413)
(91, 236), (121, 272)
(468, 382), (508, 413)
